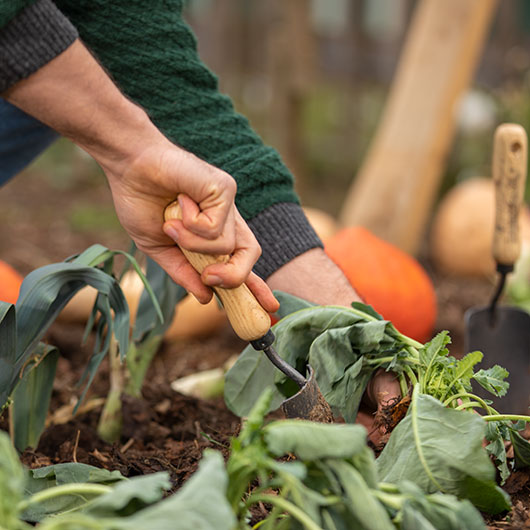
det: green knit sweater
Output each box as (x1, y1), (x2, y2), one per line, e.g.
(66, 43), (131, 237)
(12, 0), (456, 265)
(0, 0), (322, 278)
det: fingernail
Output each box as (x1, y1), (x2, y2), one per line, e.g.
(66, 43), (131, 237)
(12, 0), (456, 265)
(164, 225), (179, 242)
(204, 275), (223, 286)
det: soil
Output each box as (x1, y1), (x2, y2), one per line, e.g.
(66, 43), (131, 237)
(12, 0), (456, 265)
(1, 161), (529, 528)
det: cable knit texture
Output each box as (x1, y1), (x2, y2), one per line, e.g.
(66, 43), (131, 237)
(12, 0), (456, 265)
(0, 0), (34, 27)
(55, 0), (300, 223)
(0, 0), (323, 277)
(0, 0), (77, 92)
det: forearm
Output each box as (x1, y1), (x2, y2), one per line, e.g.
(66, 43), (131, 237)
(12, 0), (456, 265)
(3, 39), (162, 177)
(267, 248), (362, 306)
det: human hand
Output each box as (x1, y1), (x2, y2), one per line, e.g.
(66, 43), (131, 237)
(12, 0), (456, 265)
(4, 40), (277, 312)
(106, 142), (278, 311)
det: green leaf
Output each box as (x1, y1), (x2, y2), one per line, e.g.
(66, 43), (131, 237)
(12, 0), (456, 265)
(29, 463), (125, 486)
(264, 421), (367, 460)
(510, 430), (530, 469)
(326, 461), (394, 530)
(114, 451), (235, 530)
(0, 302), (16, 412)
(439, 350), (483, 400)
(0, 431), (26, 529)
(376, 388), (511, 514)
(0, 259), (131, 409)
(225, 302), (394, 418)
(473, 366), (510, 397)
(484, 421), (511, 484)
(87, 473), (171, 517)
(395, 481), (486, 530)
(22, 463), (126, 522)
(127, 257), (186, 396)
(274, 290), (317, 320)
(12, 344), (59, 451)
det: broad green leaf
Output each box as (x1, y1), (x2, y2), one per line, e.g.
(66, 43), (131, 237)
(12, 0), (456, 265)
(376, 388), (511, 514)
(12, 344), (59, 451)
(510, 430), (530, 469)
(29, 463), (125, 486)
(113, 451), (235, 530)
(0, 431), (25, 529)
(87, 473), (171, 517)
(264, 421), (367, 460)
(225, 301), (396, 418)
(351, 301), (383, 320)
(1, 260), (131, 410)
(274, 290), (317, 320)
(22, 463), (126, 522)
(326, 461), (394, 530)
(473, 366), (510, 397)
(396, 481), (485, 530)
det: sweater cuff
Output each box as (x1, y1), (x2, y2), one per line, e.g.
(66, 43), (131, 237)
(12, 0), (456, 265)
(248, 203), (324, 279)
(0, 0), (78, 92)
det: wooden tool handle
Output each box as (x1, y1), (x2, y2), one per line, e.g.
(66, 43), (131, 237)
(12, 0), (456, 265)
(164, 200), (271, 342)
(492, 123), (528, 267)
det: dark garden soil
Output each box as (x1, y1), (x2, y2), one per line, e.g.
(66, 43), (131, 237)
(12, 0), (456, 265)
(1, 166), (529, 528)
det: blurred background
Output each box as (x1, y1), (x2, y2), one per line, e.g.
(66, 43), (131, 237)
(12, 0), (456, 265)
(1, 0), (530, 272)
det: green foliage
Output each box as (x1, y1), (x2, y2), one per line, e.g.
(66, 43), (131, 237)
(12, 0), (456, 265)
(11, 344), (59, 451)
(225, 389), (487, 529)
(376, 388), (510, 514)
(126, 256), (186, 397)
(0, 429), (234, 530)
(0, 431), (27, 530)
(225, 292), (530, 495)
(0, 244), (161, 450)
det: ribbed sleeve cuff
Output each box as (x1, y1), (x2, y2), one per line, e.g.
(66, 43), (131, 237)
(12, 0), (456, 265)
(248, 203), (324, 279)
(0, 0), (78, 92)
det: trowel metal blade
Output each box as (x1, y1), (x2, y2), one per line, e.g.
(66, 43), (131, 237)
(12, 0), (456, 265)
(465, 306), (530, 415)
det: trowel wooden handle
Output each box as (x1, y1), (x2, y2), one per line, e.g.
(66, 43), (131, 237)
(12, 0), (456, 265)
(492, 123), (528, 267)
(164, 200), (271, 342)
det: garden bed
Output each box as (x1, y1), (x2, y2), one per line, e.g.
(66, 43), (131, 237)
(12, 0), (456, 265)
(0, 270), (528, 528)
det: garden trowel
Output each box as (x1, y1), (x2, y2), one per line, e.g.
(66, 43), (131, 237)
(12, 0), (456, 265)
(164, 201), (333, 422)
(465, 123), (530, 415)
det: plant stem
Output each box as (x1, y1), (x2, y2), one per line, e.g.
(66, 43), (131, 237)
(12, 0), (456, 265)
(443, 392), (496, 415)
(403, 365), (418, 387)
(371, 489), (402, 511)
(246, 494), (323, 530)
(398, 373), (409, 398)
(97, 334), (123, 443)
(482, 414), (530, 423)
(17, 483), (111, 512)
(455, 402), (483, 411)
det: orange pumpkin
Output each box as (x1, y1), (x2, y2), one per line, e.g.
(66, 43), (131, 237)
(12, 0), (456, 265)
(0, 259), (24, 304)
(324, 227), (437, 342)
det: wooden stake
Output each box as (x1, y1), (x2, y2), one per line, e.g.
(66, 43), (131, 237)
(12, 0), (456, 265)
(339, 0), (498, 254)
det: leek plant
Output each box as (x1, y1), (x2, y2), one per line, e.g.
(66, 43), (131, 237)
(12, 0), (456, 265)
(0, 244), (160, 451)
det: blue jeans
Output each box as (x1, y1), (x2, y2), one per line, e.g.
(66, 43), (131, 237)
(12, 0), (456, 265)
(0, 99), (59, 186)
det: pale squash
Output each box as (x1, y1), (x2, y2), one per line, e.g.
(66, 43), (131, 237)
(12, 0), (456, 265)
(430, 177), (530, 277)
